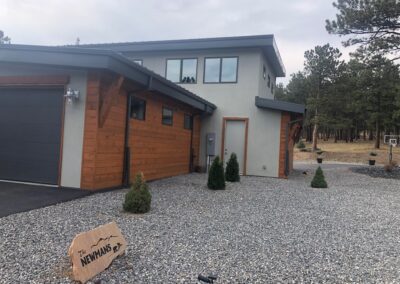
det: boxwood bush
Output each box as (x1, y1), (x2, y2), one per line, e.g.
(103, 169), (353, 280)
(225, 153), (240, 182)
(311, 166), (328, 188)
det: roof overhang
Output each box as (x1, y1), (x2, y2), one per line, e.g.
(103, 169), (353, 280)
(78, 35), (286, 77)
(0, 44), (216, 114)
(255, 96), (305, 114)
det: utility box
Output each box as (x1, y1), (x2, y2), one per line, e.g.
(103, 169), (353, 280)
(206, 133), (216, 156)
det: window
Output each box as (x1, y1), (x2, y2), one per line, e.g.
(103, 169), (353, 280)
(184, 114), (193, 130)
(267, 74), (271, 87)
(132, 59), (143, 66)
(166, 59), (197, 83)
(130, 97), (146, 120)
(162, 107), (173, 125)
(263, 65), (267, 79)
(204, 57), (238, 83)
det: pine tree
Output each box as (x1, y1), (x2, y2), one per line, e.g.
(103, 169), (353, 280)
(225, 153), (240, 182)
(207, 156), (225, 190)
(311, 166), (328, 188)
(123, 173), (152, 213)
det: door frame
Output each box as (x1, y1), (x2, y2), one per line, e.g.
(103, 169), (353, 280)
(221, 117), (249, 175)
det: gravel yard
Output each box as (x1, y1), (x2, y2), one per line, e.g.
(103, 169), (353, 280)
(1, 164), (400, 283)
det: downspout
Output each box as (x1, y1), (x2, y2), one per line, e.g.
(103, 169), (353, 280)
(189, 114), (199, 172)
(285, 118), (303, 177)
(122, 77), (153, 187)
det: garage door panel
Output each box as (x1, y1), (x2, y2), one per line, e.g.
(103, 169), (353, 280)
(0, 87), (63, 184)
(0, 123), (62, 143)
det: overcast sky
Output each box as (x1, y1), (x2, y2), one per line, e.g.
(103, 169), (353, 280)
(0, 0), (356, 84)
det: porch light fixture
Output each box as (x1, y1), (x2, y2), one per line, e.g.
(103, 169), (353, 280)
(65, 88), (80, 104)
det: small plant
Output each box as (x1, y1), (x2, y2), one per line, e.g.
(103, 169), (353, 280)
(123, 173), (152, 213)
(384, 161), (398, 172)
(207, 156), (225, 190)
(225, 153), (240, 182)
(311, 166), (328, 188)
(370, 152), (378, 157)
(296, 140), (306, 149)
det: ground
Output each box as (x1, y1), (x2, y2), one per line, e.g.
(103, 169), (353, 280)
(295, 140), (400, 165)
(1, 164), (400, 283)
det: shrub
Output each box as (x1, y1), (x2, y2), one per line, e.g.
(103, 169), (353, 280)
(207, 156), (225, 190)
(384, 161), (398, 172)
(225, 153), (240, 182)
(311, 166), (328, 188)
(370, 152), (378, 157)
(123, 173), (152, 213)
(296, 140), (306, 149)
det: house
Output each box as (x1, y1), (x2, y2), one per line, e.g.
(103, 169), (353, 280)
(82, 35), (305, 178)
(0, 44), (215, 190)
(0, 35), (304, 191)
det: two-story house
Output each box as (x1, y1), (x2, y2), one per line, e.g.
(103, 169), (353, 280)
(0, 35), (303, 192)
(83, 35), (305, 178)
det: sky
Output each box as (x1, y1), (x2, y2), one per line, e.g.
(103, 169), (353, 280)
(0, 0), (356, 84)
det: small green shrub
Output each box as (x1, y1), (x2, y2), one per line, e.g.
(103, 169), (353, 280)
(207, 156), (225, 190)
(225, 153), (240, 182)
(123, 173), (152, 213)
(311, 166), (328, 188)
(296, 140), (306, 149)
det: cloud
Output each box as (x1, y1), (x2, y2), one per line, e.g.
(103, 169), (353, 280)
(0, 0), (353, 83)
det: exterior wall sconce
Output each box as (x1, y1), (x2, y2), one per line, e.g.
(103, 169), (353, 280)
(65, 88), (80, 104)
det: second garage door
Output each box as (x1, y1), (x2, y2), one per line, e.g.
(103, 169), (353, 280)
(0, 87), (64, 184)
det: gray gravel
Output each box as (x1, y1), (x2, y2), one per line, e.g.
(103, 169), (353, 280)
(351, 165), (400, 179)
(1, 164), (400, 283)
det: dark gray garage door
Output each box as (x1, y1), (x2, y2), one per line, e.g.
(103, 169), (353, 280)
(0, 87), (64, 184)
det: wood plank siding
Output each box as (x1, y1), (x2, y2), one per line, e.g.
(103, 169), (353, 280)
(81, 71), (201, 190)
(278, 112), (293, 178)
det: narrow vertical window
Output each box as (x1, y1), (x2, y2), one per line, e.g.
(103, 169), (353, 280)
(184, 114), (193, 130)
(130, 97), (146, 120)
(162, 107), (173, 125)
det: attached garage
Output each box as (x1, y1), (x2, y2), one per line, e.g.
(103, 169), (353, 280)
(0, 87), (64, 184)
(0, 44), (216, 190)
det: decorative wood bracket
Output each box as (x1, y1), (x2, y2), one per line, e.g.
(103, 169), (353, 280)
(99, 75), (124, 128)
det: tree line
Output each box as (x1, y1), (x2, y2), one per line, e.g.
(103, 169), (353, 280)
(276, 0), (400, 150)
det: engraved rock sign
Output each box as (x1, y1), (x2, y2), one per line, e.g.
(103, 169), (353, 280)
(68, 222), (127, 283)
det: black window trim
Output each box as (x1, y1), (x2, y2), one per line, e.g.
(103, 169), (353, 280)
(162, 106), (173, 126)
(203, 56), (239, 84)
(165, 58), (198, 84)
(129, 96), (146, 121)
(184, 113), (193, 130)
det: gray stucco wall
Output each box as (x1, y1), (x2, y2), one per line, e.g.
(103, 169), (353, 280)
(0, 64), (87, 188)
(123, 48), (282, 177)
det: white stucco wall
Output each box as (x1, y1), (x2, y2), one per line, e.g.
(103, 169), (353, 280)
(123, 48), (282, 177)
(0, 64), (87, 187)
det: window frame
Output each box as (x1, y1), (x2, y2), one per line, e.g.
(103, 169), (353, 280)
(129, 96), (146, 121)
(184, 113), (193, 130)
(161, 106), (173, 126)
(165, 58), (198, 84)
(203, 56), (239, 84)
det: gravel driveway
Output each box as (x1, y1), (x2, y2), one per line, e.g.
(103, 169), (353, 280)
(1, 164), (400, 283)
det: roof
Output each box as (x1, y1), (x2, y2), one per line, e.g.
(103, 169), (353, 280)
(255, 96), (305, 114)
(0, 44), (216, 113)
(77, 35), (286, 77)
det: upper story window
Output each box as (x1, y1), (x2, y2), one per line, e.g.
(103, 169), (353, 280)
(162, 107), (173, 125)
(204, 57), (238, 83)
(267, 74), (271, 88)
(166, 59), (197, 84)
(184, 114), (193, 130)
(132, 59), (143, 66)
(130, 97), (146, 120)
